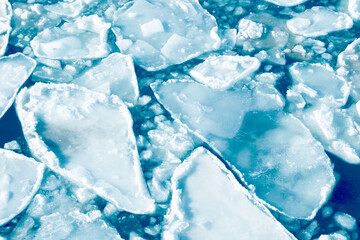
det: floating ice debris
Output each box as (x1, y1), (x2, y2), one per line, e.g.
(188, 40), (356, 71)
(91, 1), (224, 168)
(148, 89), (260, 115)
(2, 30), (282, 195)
(3, 140), (20, 151)
(348, 0), (360, 20)
(109, 0), (220, 71)
(288, 62), (349, 109)
(30, 15), (110, 60)
(264, 0), (309, 7)
(152, 79), (335, 219)
(0, 0), (11, 56)
(16, 83), (155, 214)
(301, 103), (360, 164)
(338, 38), (360, 101)
(73, 53), (139, 105)
(44, 0), (99, 18)
(287, 7), (353, 37)
(163, 147), (295, 240)
(237, 19), (265, 40)
(317, 232), (349, 240)
(334, 212), (357, 230)
(0, 53), (36, 119)
(189, 55), (260, 90)
(0, 149), (45, 226)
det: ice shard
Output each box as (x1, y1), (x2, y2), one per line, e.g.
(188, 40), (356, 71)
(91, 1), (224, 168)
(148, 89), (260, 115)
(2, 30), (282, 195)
(109, 0), (220, 71)
(0, 53), (36, 119)
(152, 79), (335, 219)
(163, 147), (296, 240)
(16, 83), (155, 214)
(30, 15), (110, 60)
(0, 149), (45, 226)
(73, 53), (139, 105)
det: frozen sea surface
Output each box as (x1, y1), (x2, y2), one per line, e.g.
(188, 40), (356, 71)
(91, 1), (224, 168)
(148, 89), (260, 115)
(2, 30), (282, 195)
(0, 0), (360, 239)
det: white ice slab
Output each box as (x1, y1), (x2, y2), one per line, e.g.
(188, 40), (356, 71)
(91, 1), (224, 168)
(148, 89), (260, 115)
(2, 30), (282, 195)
(288, 62), (349, 108)
(349, 0), (360, 20)
(0, 53), (36, 119)
(163, 147), (295, 240)
(152, 80), (335, 219)
(265, 0), (309, 6)
(189, 55), (260, 90)
(44, 0), (99, 18)
(73, 53), (139, 105)
(301, 103), (360, 164)
(110, 0), (220, 71)
(0, 0), (11, 56)
(0, 149), (44, 226)
(16, 83), (155, 214)
(30, 15), (110, 60)
(287, 7), (353, 37)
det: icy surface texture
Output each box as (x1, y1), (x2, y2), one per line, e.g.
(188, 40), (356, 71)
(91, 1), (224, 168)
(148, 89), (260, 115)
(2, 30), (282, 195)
(109, 0), (220, 71)
(0, 0), (11, 56)
(189, 55), (260, 90)
(16, 83), (155, 214)
(30, 15), (110, 59)
(0, 53), (36, 119)
(0, 149), (44, 226)
(73, 53), (139, 105)
(152, 79), (335, 219)
(287, 7), (353, 37)
(8, 173), (122, 240)
(163, 147), (295, 240)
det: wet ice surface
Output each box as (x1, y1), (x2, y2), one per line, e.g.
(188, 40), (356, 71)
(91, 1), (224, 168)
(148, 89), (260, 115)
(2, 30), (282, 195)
(1, 0), (360, 239)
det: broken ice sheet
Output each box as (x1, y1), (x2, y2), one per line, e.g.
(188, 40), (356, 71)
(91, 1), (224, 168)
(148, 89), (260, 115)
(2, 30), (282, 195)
(0, 53), (36, 119)
(189, 55), (260, 90)
(30, 15), (110, 60)
(163, 147), (295, 240)
(109, 0), (220, 71)
(72, 53), (139, 105)
(0, 0), (11, 56)
(16, 83), (155, 214)
(152, 79), (335, 219)
(287, 6), (353, 37)
(0, 149), (45, 226)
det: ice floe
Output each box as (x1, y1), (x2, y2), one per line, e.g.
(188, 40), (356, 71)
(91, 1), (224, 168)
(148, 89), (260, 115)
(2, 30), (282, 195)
(72, 53), (139, 105)
(189, 55), (260, 90)
(0, 149), (44, 226)
(152, 79), (335, 219)
(287, 7), (353, 37)
(108, 0), (220, 71)
(0, 0), (11, 56)
(163, 147), (295, 240)
(16, 83), (155, 214)
(30, 15), (110, 60)
(0, 53), (36, 119)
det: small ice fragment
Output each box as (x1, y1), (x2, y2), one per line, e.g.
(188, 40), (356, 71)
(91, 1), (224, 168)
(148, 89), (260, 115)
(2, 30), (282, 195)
(0, 53), (36, 119)
(30, 15), (110, 59)
(16, 83), (155, 214)
(237, 18), (265, 40)
(140, 19), (164, 37)
(0, 149), (45, 226)
(73, 53), (139, 105)
(189, 55), (260, 90)
(3, 140), (20, 151)
(334, 212), (357, 230)
(264, 0), (309, 6)
(163, 147), (295, 239)
(287, 7), (353, 37)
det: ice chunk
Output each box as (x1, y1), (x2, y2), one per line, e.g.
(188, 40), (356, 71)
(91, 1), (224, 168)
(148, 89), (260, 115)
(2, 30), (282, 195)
(287, 7), (353, 37)
(189, 55), (260, 90)
(44, 0), (100, 18)
(288, 62), (349, 108)
(301, 103), (360, 164)
(237, 19), (265, 40)
(30, 15), (110, 60)
(264, 0), (309, 6)
(0, 0), (11, 56)
(348, 0), (360, 20)
(152, 80), (335, 219)
(163, 147), (295, 240)
(334, 212), (357, 230)
(0, 53), (36, 119)
(110, 0), (220, 71)
(73, 53), (139, 105)
(0, 149), (45, 226)
(16, 83), (155, 214)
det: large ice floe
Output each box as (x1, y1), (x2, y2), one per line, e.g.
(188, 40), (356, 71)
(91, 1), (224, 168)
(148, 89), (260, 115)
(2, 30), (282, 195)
(16, 83), (155, 214)
(163, 147), (295, 240)
(108, 0), (220, 71)
(0, 149), (44, 226)
(0, 53), (36, 119)
(152, 79), (335, 219)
